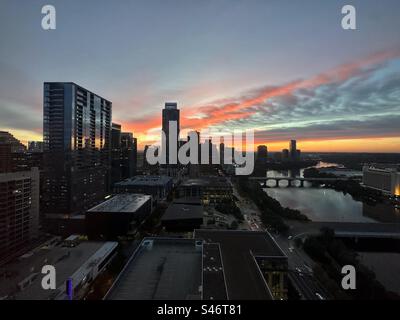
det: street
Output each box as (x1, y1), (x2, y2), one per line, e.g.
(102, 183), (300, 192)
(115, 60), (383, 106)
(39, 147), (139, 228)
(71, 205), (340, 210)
(230, 177), (328, 300)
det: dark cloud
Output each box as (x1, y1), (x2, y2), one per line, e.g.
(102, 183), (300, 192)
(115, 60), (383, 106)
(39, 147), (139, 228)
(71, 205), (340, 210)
(254, 114), (400, 142)
(214, 60), (400, 141)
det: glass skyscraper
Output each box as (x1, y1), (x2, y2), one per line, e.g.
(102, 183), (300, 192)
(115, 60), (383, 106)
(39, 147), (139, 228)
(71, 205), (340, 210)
(42, 82), (112, 217)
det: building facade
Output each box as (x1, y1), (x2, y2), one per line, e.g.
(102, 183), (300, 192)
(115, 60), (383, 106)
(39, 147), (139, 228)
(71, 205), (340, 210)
(42, 82), (112, 217)
(120, 133), (137, 179)
(256, 145), (268, 165)
(162, 102), (180, 166)
(363, 165), (400, 196)
(86, 194), (152, 240)
(177, 177), (233, 204)
(0, 168), (40, 264)
(114, 175), (173, 202)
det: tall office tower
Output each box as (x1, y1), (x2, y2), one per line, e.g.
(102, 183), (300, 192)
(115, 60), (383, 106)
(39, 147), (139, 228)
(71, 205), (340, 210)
(133, 137), (138, 175)
(111, 123), (122, 185)
(143, 145), (150, 168)
(289, 140), (297, 160)
(201, 138), (214, 165)
(220, 142), (225, 165)
(162, 102), (180, 165)
(120, 132), (137, 179)
(186, 131), (200, 177)
(282, 149), (289, 160)
(187, 131), (201, 163)
(111, 123), (122, 149)
(42, 82), (112, 217)
(256, 145), (268, 165)
(0, 167), (40, 264)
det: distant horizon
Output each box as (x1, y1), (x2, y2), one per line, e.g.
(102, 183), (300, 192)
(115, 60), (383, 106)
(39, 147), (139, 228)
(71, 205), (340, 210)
(8, 127), (400, 154)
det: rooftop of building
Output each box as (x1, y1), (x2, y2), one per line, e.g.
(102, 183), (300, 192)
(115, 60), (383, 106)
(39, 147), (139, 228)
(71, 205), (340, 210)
(0, 167), (39, 181)
(202, 243), (228, 300)
(364, 164), (400, 172)
(194, 230), (287, 300)
(0, 240), (117, 300)
(106, 238), (202, 300)
(164, 102), (178, 110)
(161, 203), (204, 222)
(115, 175), (172, 187)
(44, 82), (112, 102)
(87, 194), (151, 213)
(180, 176), (231, 188)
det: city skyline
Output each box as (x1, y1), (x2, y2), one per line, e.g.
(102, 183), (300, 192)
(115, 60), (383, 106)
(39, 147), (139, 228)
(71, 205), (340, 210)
(1, 0), (400, 152)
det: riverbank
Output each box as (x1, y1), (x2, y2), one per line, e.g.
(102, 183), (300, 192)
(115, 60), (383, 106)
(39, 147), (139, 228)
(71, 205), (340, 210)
(301, 228), (400, 300)
(235, 177), (310, 233)
(303, 167), (386, 204)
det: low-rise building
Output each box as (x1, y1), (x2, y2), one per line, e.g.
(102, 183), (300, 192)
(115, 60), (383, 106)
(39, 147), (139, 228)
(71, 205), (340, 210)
(161, 203), (204, 231)
(0, 239), (118, 300)
(86, 194), (152, 240)
(195, 230), (288, 300)
(114, 175), (173, 202)
(106, 230), (288, 300)
(177, 177), (233, 204)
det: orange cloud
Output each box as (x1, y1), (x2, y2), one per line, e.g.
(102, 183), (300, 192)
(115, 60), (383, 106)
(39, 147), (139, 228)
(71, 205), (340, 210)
(117, 49), (400, 149)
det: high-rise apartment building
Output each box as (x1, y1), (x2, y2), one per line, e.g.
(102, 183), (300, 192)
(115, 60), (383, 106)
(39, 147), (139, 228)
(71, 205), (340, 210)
(289, 140), (297, 160)
(0, 167), (40, 264)
(42, 82), (112, 217)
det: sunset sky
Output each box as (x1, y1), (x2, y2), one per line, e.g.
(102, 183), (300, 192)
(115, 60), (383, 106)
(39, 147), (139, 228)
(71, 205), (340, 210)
(0, 0), (399, 152)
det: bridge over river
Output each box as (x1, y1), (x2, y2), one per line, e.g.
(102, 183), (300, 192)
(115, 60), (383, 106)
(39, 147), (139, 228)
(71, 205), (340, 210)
(249, 176), (361, 187)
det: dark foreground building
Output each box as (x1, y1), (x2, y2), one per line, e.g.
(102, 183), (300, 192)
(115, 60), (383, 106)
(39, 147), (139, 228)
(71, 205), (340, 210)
(177, 177), (233, 204)
(86, 194), (152, 240)
(0, 168), (40, 265)
(106, 230), (287, 300)
(195, 230), (288, 300)
(105, 238), (202, 300)
(114, 175), (173, 202)
(161, 203), (204, 231)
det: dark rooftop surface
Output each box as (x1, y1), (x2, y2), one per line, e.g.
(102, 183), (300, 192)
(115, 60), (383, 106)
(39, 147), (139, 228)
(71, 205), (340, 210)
(0, 241), (114, 300)
(106, 238), (202, 300)
(115, 175), (172, 187)
(87, 194), (151, 213)
(161, 203), (203, 221)
(195, 230), (286, 300)
(202, 243), (228, 300)
(180, 177), (231, 188)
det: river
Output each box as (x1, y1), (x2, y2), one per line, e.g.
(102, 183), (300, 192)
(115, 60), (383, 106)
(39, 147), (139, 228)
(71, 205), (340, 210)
(263, 162), (400, 223)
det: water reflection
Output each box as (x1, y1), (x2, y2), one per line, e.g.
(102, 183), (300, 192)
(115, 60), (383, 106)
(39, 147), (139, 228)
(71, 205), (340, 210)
(265, 187), (375, 223)
(264, 162), (398, 223)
